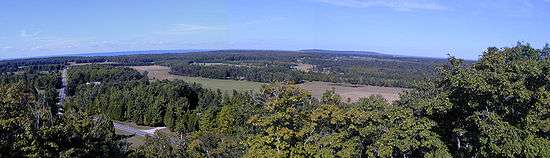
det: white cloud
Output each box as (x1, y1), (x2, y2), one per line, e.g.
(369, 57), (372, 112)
(19, 30), (42, 39)
(470, 0), (542, 18)
(160, 24), (227, 35)
(242, 17), (286, 26)
(1, 46), (12, 50)
(314, 0), (447, 11)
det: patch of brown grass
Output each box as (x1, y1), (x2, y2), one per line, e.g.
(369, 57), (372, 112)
(298, 81), (407, 103)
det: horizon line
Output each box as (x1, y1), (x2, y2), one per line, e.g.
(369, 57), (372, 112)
(0, 48), (460, 61)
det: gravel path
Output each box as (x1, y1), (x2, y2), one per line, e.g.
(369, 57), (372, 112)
(113, 122), (165, 137)
(57, 68), (68, 115)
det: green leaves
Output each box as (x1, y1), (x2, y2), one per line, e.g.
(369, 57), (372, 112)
(405, 43), (550, 157)
(245, 85), (450, 157)
(1, 75), (126, 158)
(245, 85), (312, 158)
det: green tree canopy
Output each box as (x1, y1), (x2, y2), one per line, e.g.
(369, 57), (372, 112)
(400, 43), (550, 157)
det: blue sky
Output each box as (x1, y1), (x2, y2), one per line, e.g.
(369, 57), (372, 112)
(0, 0), (549, 59)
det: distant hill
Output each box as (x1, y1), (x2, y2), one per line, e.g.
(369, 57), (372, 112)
(299, 49), (393, 57)
(2, 49), (453, 61)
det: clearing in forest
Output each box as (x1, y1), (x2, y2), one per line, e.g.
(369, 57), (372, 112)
(130, 65), (406, 102)
(290, 63), (315, 72)
(298, 81), (407, 103)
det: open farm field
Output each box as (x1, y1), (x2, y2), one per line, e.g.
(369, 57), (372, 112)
(130, 65), (266, 93)
(132, 65), (406, 102)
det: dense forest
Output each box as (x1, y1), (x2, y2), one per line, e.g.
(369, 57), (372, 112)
(0, 70), (126, 157)
(66, 65), (146, 95)
(0, 50), (450, 88)
(1, 44), (549, 157)
(166, 50), (444, 87)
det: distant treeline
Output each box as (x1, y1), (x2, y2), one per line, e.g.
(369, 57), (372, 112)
(1, 50), (453, 87)
(170, 64), (305, 84)
(164, 50), (450, 87)
(66, 65), (145, 95)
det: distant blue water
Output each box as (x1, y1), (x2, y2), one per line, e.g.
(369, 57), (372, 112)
(69, 49), (210, 57)
(0, 49), (210, 61)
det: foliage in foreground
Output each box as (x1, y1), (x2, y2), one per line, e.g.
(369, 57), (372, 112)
(136, 44), (549, 158)
(0, 75), (126, 158)
(399, 43), (550, 157)
(1, 43), (549, 157)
